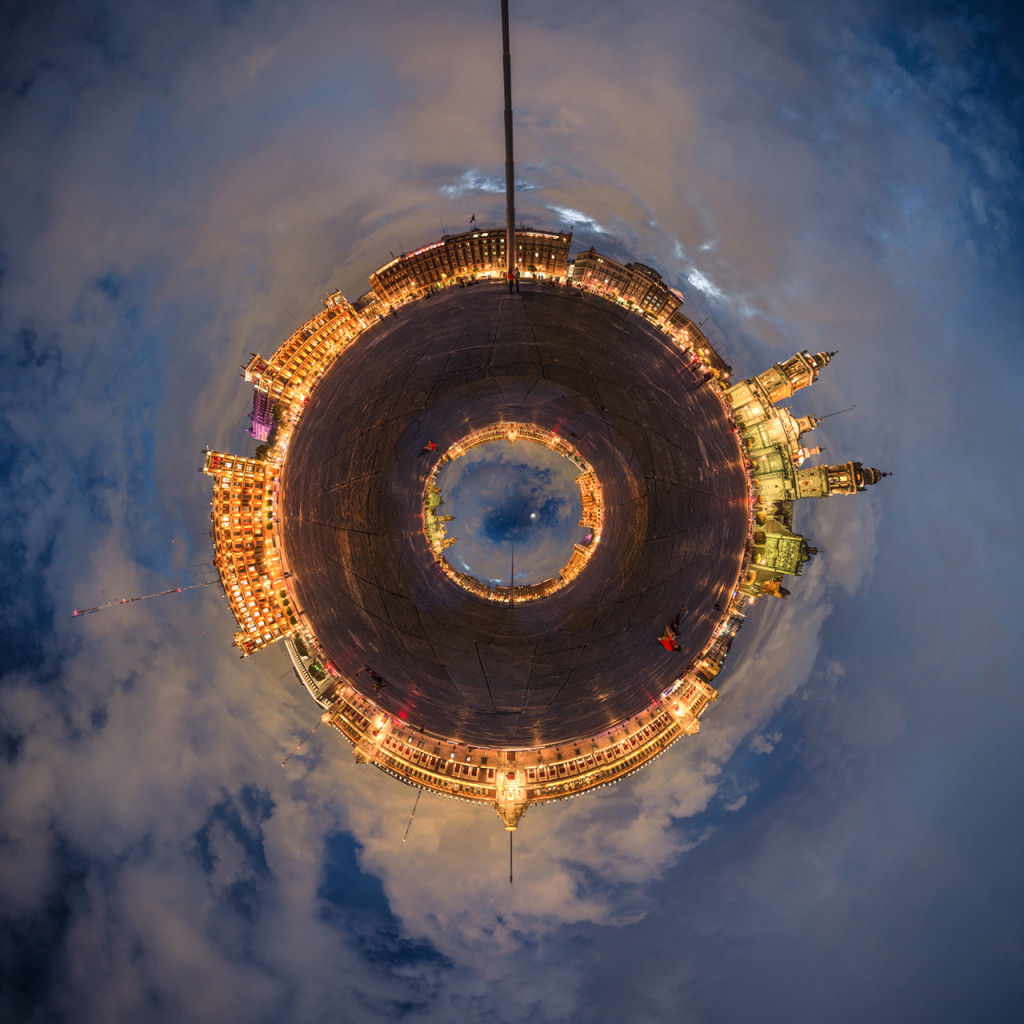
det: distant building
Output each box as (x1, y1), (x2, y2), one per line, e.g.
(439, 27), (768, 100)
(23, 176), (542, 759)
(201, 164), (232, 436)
(571, 248), (682, 322)
(576, 471), (603, 531)
(247, 389), (274, 441)
(570, 247), (732, 377)
(369, 228), (572, 307)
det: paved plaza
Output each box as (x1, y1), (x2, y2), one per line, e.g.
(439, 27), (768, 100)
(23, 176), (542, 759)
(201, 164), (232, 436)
(280, 284), (748, 747)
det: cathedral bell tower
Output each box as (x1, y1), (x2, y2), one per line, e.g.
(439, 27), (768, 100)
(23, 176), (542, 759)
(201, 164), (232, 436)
(795, 461), (887, 498)
(754, 351), (836, 404)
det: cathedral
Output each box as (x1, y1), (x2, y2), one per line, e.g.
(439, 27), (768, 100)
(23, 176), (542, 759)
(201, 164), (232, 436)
(726, 351), (887, 601)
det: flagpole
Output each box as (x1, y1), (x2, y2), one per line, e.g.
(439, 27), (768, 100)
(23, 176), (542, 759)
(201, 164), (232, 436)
(501, 0), (515, 276)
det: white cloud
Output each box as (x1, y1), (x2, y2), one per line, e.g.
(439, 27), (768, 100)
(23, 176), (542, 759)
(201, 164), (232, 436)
(1, 0), (1021, 1021)
(750, 730), (783, 755)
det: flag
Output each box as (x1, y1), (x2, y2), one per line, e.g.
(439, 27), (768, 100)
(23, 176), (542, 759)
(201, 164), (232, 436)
(470, 213), (476, 225)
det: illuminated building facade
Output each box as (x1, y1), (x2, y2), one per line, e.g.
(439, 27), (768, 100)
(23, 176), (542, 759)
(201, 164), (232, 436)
(422, 422), (603, 603)
(242, 292), (365, 425)
(369, 228), (572, 307)
(205, 242), (881, 828)
(663, 308), (732, 378)
(298, 661), (722, 829)
(571, 247), (683, 322)
(570, 247), (731, 377)
(724, 351), (886, 602)
(202, 451), (294, 655)
(247, 390), (274, 442)
(576, 471), (602, 531)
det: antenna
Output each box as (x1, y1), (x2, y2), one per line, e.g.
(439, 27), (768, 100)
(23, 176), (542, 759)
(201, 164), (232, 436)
(501, 0), (516, 274)
(509, 541), (515, 607)
(403, 788), (423, 842)
(281, 718), (322, 768)
(819, 405), (856, 420)
(509, 830), (514, 887)
(71, 579), (219, 617)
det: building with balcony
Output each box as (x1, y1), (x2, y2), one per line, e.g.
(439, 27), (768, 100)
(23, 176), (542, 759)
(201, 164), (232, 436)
(242, 292), (365, 422)
(369, 228), (572, 307)
(202, 451), (294, 655)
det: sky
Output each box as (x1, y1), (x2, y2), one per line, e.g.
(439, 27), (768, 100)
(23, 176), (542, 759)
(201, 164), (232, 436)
(435, 439), (584, 585)
(1, 0), (1023, 1021)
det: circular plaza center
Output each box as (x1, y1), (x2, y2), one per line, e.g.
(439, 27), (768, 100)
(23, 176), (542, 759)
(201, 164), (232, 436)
(423, 423), (602, 602)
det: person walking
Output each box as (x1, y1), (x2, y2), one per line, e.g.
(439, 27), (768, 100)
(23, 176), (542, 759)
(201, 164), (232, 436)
(507, 268), (515, 293)
(514, 267), (521, 293)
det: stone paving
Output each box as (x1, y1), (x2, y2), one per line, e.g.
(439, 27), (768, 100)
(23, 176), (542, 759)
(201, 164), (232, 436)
(280, 282), (748, 747)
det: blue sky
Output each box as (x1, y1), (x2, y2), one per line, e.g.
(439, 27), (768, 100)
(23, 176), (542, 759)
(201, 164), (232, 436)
(1, 0), (1022, 1021)
(435, 440), (584, 585)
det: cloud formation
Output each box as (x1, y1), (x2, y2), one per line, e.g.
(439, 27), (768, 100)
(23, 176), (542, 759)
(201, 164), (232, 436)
(436, 441), (582, 584)
(1, 0), (1022, 1021)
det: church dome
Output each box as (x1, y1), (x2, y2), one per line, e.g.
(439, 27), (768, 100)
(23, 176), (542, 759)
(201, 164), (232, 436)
(857, 465), (885, 488)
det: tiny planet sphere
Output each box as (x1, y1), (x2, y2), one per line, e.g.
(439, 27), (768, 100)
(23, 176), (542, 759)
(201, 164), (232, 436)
(279, 285), (748, 748)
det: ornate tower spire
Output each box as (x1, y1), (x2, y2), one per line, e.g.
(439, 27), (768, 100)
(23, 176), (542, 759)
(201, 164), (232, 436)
(791, 445), (823, 466)
(754, 350), (836, 404)
(795, 413), (821, 437)
(795, 460), (888, 498)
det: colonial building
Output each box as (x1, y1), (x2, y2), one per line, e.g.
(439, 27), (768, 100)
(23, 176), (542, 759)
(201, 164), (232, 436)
(369, 228), (572, 307)
(202, 451), (295, 655)
(242, 292), (365, 421)
(571, 248), (684, 324)
(576, 470), (603, 532)
(313, 662), (722, 830)
(745, 519), (818, 598)
(569, 248), (733, 377)
(725, 351), (886, 602)
(795, 461), (886, 498)
(726, 350), (835, 428)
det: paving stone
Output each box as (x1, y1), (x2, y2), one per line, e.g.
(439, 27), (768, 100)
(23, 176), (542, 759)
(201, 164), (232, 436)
(280, 284), (747, 746)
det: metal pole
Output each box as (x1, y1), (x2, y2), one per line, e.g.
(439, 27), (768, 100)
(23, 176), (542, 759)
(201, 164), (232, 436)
(501, 0), (515, 276)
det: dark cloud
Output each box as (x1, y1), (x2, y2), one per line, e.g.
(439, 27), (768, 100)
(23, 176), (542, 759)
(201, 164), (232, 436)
(0, 0), (1021, 1021)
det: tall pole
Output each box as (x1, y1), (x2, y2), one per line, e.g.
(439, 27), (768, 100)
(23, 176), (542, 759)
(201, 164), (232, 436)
(501, 0), (515, 276)
(71, 578), (220, 617)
